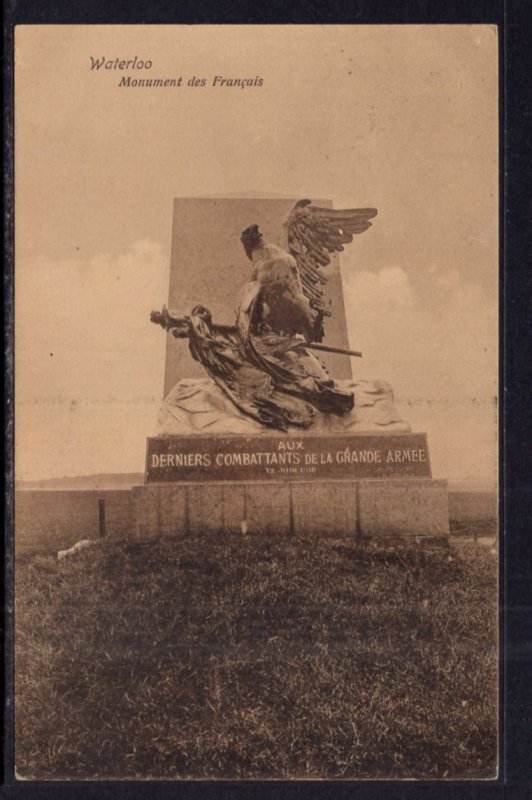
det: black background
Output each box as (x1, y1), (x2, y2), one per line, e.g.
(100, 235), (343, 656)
(3, 0), (531, 797)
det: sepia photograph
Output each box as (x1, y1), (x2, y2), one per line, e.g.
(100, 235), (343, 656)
(14, 24), (498, 780)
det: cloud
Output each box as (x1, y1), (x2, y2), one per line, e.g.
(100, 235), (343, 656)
(343, 263), (498, 481)
(343, 263), (497, 400)
(349, 266), (415, 309)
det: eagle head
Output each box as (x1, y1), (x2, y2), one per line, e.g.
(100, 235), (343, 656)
(240, 224), (263, 260)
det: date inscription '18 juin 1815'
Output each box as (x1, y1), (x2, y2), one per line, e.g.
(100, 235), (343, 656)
(146, 433), (431, 483)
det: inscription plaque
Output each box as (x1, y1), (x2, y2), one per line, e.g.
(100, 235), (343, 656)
(145, 433), (432, 483)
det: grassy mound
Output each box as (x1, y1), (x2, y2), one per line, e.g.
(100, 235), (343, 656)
(15, 533), (497, 779)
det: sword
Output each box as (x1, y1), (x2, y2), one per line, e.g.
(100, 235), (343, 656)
(304, 342), (362, 358)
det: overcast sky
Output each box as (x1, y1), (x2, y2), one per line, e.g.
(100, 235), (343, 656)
(15, 25), (498, 482)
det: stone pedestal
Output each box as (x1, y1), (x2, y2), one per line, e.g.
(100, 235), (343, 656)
(137, 430), (449, 541)
(132, 478), (449, 540)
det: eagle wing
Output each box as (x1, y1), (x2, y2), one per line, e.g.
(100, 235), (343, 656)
(281, 200), (378, 315)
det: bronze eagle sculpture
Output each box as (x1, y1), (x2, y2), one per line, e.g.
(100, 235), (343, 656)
(237, 200), (378, 344)
(151, 199), (377, 430)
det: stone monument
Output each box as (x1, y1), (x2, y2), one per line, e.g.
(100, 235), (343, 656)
(134, 196), (449, 541)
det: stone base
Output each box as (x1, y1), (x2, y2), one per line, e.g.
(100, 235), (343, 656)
(132, 478), (449, 540)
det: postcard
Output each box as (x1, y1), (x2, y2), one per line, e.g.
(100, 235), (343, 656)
(14, 24), (498, 780)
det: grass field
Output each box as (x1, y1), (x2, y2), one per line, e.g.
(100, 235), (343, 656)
(15, 531), (498, 780)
